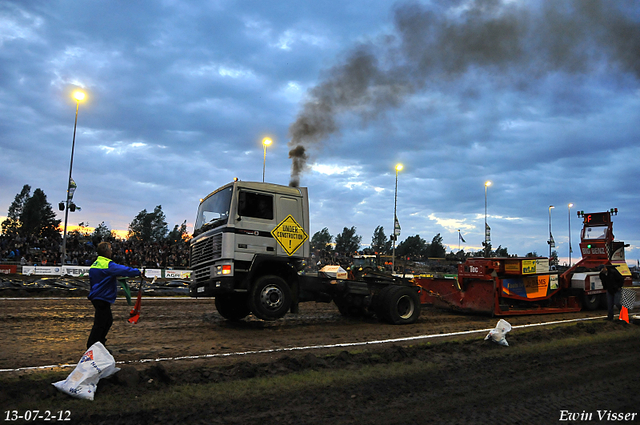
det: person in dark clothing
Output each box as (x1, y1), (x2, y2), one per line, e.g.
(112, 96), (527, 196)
(599, 264), (624, 320)
(87, 242), (143, 349)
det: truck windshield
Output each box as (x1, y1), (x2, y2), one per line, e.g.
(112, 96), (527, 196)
(194, 186), (233, 234)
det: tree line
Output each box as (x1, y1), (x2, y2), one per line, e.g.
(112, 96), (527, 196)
(0, 185), (190, 266)
(313, 225), (464, 261)
(2, 184), (533, 265)
(1, 185), (189, 244)
(311, 226), (526, 261)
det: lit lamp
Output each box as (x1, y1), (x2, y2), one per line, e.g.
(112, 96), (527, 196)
(568, 203), (574, 266)
(61, 90), (86, 266)
(484, 181), (491, 257)
(392, 164), (403, 273)
(262, 137), (272, 182)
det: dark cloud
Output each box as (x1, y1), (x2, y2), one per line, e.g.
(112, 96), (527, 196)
(0, 0), (639, 259)
(287, 0), (640, 183)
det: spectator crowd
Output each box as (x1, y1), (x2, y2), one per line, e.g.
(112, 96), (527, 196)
(0, 233), (190, 269)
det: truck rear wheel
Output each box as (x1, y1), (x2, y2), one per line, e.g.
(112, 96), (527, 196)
(215, 293), (250, 321)
(379, 286), (421, 325)
(249, 275), (292, 321)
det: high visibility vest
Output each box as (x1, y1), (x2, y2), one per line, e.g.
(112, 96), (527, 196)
(91, 256), (112, 270)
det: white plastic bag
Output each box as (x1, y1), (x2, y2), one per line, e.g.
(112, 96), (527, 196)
(484, 319), (512, 347)
(52, 342), (120, 400)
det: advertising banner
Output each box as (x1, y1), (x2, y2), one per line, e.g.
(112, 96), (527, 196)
(502, 274), (556, 299)
(62, 266), (91, 277)
(143, 269), (162, 278)
(164, 269), (191, 279)
(0, 265), (18, 274)
(521, 259), (550, 275)
(22, 266), (62, 276)
(16, 266), (191, 279)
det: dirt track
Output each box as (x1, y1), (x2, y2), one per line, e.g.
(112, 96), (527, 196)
(2, 296), (640, 424)
(0, 296), (620, 369)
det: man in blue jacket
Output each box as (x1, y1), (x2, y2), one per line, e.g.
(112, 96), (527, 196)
(87, 242), (143, 349)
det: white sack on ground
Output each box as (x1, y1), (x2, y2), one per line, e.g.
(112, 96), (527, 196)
(484, 319), (512, 347)
(52, 342), (119, 400)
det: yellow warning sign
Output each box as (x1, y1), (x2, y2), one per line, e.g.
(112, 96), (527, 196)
(271, 215), (309, 256)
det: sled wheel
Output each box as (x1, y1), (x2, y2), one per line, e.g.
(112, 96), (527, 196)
(215, 293), (250, 321)
(249, 275), (292, 320)
(582, 292), (600, 311)
(381, 286), (421, 325)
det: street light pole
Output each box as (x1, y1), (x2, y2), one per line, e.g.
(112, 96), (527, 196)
(568, 203), (573, 267)
(392, 164), (403, 273)
(548, 205), (555, 261)
(484, 181), (491, 257)
(262, 137), (272, 182)
(61, 90), (85, 266)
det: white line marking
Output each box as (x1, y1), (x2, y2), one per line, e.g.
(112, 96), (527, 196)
(0, 315), (606, 373)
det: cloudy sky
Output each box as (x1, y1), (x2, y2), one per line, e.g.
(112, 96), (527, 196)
(1, 0), (639, 264)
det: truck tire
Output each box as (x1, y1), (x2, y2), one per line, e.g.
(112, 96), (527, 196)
(215, 293), (250, 321)
(582, 292), (600, 311)
(249, 275), (292, 320)
(379, 286), (421, 325)
(374, 286), (394, 319)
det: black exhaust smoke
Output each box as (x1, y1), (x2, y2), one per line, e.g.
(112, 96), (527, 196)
(288, 145), (308, 187)
(287, 0), (640, 185)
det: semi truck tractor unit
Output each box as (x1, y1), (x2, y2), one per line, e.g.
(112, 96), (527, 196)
(415, 209), (633, 316)
(189, 180), (421, 324)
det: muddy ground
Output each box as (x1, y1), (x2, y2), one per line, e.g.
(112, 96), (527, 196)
(1, 292), (640, 424)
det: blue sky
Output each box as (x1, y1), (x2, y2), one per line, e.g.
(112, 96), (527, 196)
(1, 0), (639, 264)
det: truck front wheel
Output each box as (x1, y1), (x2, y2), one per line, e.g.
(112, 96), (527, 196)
(379, 286), (421, 325)
(249, 275), (292, 321)
(215, 293), (250, 321)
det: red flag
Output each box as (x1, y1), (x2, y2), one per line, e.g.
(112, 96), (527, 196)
(128, 286), (142, 324)
(128, 276), (156, 324)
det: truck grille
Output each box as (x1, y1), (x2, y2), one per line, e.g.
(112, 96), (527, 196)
(190, 233), (222, 267)
(194, 267), (211, 283)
